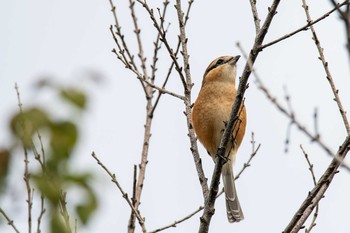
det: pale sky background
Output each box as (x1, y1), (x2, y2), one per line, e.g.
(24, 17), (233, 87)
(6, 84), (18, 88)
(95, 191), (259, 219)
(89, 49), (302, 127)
(1, 1), (350, 233)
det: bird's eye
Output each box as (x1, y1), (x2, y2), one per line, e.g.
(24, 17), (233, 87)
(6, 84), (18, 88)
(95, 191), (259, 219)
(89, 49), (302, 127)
(216, 59), (224, 66)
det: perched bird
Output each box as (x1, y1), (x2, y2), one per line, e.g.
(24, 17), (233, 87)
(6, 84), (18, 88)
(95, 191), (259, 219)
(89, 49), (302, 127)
(192, 55), (246, 223)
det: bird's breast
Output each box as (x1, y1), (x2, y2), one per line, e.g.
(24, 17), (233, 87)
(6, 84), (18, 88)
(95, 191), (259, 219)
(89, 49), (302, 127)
(192, 82), (236, 156)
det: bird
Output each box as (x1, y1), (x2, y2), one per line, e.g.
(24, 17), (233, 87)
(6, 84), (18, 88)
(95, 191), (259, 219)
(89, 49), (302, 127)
(191, 55), (246, 223)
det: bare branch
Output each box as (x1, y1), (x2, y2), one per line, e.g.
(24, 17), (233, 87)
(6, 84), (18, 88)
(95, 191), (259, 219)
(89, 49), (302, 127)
(91, 152), (147, 233)
(15, 83), (33, 233)
(149, 207), (203, 233)
(328, 0), (350, 58)
(235, 133), (261, 180)
(150, 0), (194, 117)
(128, 165), (138, 233)
(150, 1), (170, 84)
(283, 135), (350, 233)
(237, 42), (350, 172)
(173, 0), (210, 201)
(261, 0), (350, 50)
(249, 0), (261, 34)
(302, 0), (350, 135)
(136, 0), (187, 88)
(149, 133), (260, 232)
(36, 195), (46, 233)
(300, 145), (319, 233)
(129, 0), (150, 99)
(0, 208), (20, 233)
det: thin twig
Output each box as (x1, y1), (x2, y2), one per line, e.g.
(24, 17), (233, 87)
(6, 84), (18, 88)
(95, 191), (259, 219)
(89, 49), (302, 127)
(127, 165), (138, 233)
(300, 145), (319, 233)
(15, 83), (33, 233)
(129, 0), (149, 83)
(36, 195), (46, 233)
(313, 108), (320, 140)
(173, 0), (210, 201)
(150, 1), (170, 84)
(0, 208), (20, 233)
(249, 0), (261, 34)
(150, 0), (194, 117)
(237, 42), (350, 172)
(302, 0), (350, 135)
(235, 134), (261, 180)
(261, 0), (350, 50)
(137, 0), (187, 88)
(109, 0), (140, 73)
(328, 0), (350, 58)
(36, 130), (46, 169)
(148, 134), (260, 233)
(108, 0), (148, 94)
(91, 152), (147, 233)
(283, 136), (350, 233)
(149, 207), (203, 233)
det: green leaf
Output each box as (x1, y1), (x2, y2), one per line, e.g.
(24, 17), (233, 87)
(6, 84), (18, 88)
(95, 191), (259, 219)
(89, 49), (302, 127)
(60, 88), (87, 109)
(10, 108), (50, 147)
(33, 173), (61, 204)
(76, 190), (98, 224)
(50, 121), (78, 159)
(51, 211), (71, 233)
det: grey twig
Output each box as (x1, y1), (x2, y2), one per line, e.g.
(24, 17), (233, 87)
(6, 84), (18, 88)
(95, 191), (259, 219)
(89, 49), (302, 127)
(249, 0), (261, 34)
(261, 0), (350, 50)
(36, 195), (46, 233)
(283, 136), (350, 233)
(0, 208), (20, 233)
(136, 0), (187, 88)
(15, 83), (33, 233)
(237, 42), (350, 171)
(91, 152), (147, 233)
(300, 145), (319, 233)
(173, 0), (210, 201)
(149, 207), (203, 233)
(149, 132), (260, 233)
(302, 0), (350, 135)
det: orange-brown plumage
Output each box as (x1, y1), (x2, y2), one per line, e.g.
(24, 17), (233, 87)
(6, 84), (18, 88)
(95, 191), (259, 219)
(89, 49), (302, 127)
(192, 55), (246, 223)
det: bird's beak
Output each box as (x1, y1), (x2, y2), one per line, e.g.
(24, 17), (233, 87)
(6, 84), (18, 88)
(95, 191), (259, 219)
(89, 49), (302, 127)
(228, 55), (240, 65)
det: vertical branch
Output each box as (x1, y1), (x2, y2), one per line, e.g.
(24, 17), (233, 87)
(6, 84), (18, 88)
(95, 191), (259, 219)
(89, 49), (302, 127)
(198, 1), (281, 232)
(138, 0), (209, 200)
(300, 145), (319, 233)
(150, 0), (193, 117)
(128, 165), (138, 233)
(15, 83), (33, 233)
(302, 0), (350, 134)
(37, 195), (46, 233)
(129, 0), (149, 81)
(174, 0), (210, 200)
(249, 0), (261, 34)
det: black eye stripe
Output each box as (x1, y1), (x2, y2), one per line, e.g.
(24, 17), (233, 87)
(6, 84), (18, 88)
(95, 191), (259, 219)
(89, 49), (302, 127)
(203, 58), (227, 78)
(216, 59), (224, 65)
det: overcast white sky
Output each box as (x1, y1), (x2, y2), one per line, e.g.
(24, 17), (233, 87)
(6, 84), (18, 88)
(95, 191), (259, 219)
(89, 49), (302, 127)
(1, 1), (350, 233)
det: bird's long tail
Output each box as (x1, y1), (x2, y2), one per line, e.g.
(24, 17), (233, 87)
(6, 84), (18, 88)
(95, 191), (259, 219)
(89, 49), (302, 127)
(222, 162), (244, 223)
